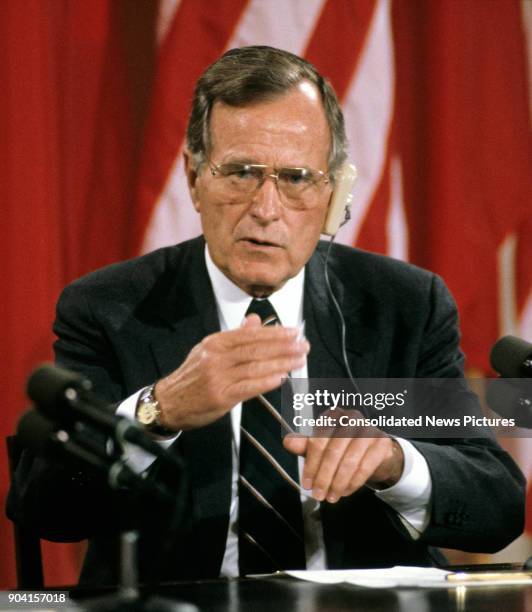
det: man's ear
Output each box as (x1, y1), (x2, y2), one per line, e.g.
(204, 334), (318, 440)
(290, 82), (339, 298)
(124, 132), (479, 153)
(183, 149), (201, 212)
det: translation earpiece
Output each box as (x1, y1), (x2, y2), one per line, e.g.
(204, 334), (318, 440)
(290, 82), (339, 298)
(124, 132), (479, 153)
(322, 162), (358, 236)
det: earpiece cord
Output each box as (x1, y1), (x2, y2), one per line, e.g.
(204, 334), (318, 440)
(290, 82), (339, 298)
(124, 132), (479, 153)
(324, 235), (361, 394)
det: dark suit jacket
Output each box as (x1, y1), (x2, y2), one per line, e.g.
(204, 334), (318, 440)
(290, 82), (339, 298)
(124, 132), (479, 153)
(7, 236), (525, 586)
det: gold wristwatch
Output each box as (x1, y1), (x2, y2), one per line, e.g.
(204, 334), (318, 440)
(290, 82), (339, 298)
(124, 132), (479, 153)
(135, 383), (175, 438)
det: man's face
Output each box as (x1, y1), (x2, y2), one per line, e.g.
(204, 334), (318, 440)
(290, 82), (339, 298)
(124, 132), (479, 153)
(185, 82), (332, 297)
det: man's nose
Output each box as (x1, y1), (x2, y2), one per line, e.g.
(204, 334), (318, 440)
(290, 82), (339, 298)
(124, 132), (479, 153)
(248, 176), (282, 223)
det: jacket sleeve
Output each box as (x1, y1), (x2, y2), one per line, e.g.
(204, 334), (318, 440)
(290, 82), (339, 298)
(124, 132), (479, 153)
(411, 274), (525, 552)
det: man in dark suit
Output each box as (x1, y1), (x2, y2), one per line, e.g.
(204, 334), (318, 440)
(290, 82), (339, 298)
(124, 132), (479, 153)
(8, 46), (524, 586)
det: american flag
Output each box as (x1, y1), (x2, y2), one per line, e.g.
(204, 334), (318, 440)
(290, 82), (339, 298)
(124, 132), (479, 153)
(1, 0), (530, 588)
(136, 0), (531, 371)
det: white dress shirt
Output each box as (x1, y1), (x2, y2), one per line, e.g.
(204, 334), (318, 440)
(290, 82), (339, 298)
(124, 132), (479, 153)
(117, 244), (432, 575)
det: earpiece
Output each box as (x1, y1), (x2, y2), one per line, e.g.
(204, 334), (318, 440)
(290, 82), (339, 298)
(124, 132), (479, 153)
(322, 162), (358, 236)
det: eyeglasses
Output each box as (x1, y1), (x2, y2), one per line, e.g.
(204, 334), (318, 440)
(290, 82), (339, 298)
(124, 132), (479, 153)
(208, 160), (331, 210)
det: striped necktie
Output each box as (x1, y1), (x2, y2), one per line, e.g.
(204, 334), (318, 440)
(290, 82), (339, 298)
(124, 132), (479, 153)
(238, 298), (306, 576)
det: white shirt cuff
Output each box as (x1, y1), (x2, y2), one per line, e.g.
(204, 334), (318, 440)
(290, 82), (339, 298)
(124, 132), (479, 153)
(115, 389), (179, 474)
(373, 437), (432, 539)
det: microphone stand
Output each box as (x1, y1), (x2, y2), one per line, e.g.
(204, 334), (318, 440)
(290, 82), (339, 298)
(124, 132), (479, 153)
(486, 376), (532, 572)
(18, 410), (198, 611)
(82, 529), (197, 612)
(69, 442), (198, 612)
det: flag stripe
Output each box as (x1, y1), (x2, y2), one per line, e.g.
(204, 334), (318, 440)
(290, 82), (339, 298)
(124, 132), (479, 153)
(141, 0), (327, 253)
(305, 0), (376, 101)
(356, 152), (391, 255)
(333, 0), (395, 247)
(132, 0), (249, 253)
(156, 0), (181, 46)
(387, 156), (409, 260)
(231, 0), (325, 52)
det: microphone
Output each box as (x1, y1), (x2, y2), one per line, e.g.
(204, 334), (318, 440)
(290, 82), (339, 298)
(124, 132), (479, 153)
(17, 410), (174, 501)
(486, 379), (532, 429)
(490, 335), (532, 378)
(27, 364), (181, 469)
(17, 410), (109, 470)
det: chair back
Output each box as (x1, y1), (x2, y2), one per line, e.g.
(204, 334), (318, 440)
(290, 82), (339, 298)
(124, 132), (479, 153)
(6, 435), (44, 589)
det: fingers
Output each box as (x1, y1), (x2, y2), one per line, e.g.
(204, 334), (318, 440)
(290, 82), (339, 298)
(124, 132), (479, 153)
(241, 313), (262, 328)
(228, 335), (309, 366)
(200, 324), (309, 376)
(336, 438), (391, 501)
(155, 320), (310, 431)
(299, 435), (400, 503)
(198, 324), (309, 403)
(220, 338), (309, 404)
(229, 352), (306, 384)
(226, 372), (293, 406)
(303, 437), (357, 500)
(215, 320), (300, 350)
(283, 434), (308, 455)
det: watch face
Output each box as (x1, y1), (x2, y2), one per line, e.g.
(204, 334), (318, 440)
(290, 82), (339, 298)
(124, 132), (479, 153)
(137, 402), (158, 425)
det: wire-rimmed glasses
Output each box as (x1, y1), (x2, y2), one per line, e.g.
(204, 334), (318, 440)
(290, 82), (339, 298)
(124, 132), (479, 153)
(208, 160), (331, 210)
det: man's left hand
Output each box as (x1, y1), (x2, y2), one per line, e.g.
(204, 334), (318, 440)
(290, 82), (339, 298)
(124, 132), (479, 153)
(283, 421), (405, 503)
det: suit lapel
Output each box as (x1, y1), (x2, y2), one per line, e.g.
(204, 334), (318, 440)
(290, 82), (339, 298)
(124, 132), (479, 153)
(148, 239), (220, 378)
(305, 245), (377, 380)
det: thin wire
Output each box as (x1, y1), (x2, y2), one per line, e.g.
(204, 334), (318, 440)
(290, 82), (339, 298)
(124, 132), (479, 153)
(324, 236), (361, 394)
(256, 393), (295, 435)
(240, 427), (313, 498)
(239, 475), (305, 540)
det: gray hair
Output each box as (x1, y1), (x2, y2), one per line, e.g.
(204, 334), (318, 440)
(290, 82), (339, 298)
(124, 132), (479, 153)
(186, 46), (348, 179)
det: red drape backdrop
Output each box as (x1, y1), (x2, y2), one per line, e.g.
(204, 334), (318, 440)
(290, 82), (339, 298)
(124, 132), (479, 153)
(1, 0), (530, 588)
(0, 0), (157, 587)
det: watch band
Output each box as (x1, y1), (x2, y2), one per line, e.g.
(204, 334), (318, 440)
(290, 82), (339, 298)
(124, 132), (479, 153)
(135, 383), (176, 438)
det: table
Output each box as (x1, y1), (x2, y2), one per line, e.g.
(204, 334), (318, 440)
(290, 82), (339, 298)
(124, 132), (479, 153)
(70, 570), (532, 612)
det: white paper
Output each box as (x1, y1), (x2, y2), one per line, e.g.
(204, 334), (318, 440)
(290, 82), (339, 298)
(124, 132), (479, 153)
(283, 565), (532, 588)
(285, 566), (451, 588)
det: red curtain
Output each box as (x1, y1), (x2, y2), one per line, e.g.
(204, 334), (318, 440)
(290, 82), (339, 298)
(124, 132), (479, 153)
(392, 0), (531, 372)
(0, 0), (156, 588)
(356, 1), (531, 373)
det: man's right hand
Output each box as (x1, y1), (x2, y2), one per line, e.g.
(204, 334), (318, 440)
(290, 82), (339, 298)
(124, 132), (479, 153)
(153, 314), (309, 431)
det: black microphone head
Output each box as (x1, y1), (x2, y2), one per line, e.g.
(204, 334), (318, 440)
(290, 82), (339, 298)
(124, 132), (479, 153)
(16, 410), (105, 473)
(16, 410), (58, 456)
(490, 335), (532, 378)
(27, 363), (92, 419)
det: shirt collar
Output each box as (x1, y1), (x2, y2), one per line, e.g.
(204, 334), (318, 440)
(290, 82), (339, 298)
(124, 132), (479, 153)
(204, 244), (305, 331)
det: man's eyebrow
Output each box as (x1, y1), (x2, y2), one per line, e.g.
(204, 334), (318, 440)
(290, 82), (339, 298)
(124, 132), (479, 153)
(220, 156), (263, 165)
(219, 157), (310, 169)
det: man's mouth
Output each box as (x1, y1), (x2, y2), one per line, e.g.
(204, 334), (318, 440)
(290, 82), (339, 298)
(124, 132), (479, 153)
(240, 238), (283, 248)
